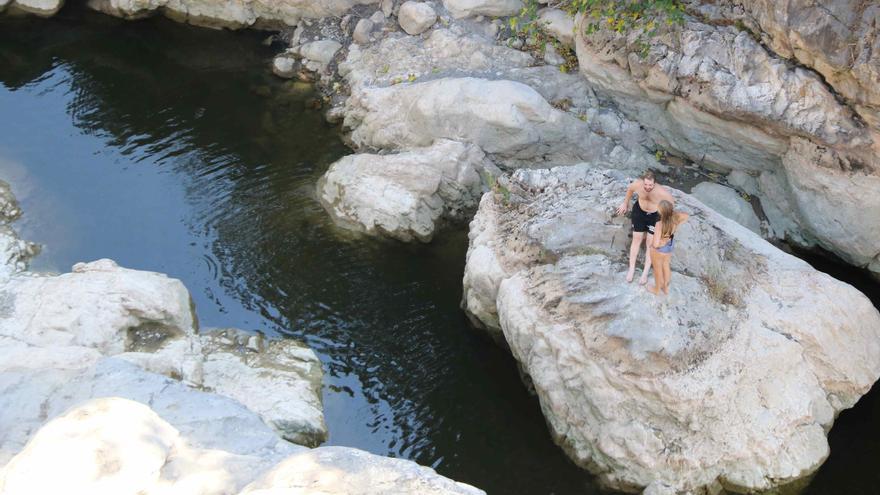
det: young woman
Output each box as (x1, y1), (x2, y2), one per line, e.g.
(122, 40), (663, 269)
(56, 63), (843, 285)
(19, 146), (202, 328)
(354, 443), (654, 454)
(647, 200), (689, 295)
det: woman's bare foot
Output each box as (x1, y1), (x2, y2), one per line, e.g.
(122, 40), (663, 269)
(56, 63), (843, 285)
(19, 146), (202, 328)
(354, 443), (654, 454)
(646, 284), (660, 295)
(639, 273), (649, 285)
(626, 268), (635, 283)
(662, 286), (670, 295)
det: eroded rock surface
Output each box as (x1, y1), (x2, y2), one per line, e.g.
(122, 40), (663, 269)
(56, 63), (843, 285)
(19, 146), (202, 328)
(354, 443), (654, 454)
(317, 139), (489, 242)
(0, 0), (63, 16)
(441, 0), (521, 19)
(0, 398), (483, 495)
(84, 0), (380, 28)
(0, 185), (483, 494)
(339, 26), (659, 170)
(573, 11), (880, 277)
(462, 164), (880, 493)
(686, 0), (880, 129)
(0, 257), (328, 454)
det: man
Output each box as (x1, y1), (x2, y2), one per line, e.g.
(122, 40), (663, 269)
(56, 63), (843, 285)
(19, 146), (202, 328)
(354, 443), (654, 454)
(616, 170), (675, 284)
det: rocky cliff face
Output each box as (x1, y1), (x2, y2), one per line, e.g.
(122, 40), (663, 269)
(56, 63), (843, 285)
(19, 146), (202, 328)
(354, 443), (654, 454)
(573, 1), (880, 278)
(461, 164), (880, 493)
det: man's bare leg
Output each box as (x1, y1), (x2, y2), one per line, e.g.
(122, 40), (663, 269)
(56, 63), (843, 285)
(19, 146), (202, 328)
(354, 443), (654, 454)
(626, 232), (645, 282)
(639, 233), (654, 285)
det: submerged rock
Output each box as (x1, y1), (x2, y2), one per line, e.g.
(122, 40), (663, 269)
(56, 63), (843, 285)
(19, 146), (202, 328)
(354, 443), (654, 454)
(462, 164), (880, 493)
(317, 139), (488, 242)
(0, 398), (484, 495)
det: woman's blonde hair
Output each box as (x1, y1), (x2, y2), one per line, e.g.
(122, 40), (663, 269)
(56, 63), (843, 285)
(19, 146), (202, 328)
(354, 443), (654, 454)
(658, 200), (675, 239)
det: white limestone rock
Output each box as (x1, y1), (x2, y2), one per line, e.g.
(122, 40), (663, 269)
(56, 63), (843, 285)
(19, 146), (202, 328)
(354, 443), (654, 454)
(299, 39), (343, 65)
(353, 18), (374, 44)
(779, 138), (880, 274)
(573, 14), (880, 278)
(0, 398), (483, 495)
(120, 327), (328, 447)
(441, 0), (521, 19)
(398, 1), (437, 35)
(3, 0), (62, 16)
(726, 169), (759, 196)
(537, 8), (575, 48)
(685, 0), (880, 129)
(1, 258), (195, 355)
(691, 181), (761, 234)
(338, 27), (658, 170)
(461, 164), (880, 493)
(0, 257), (328, 451)
(344, 76), (655, 171)
(272, 53), (298, 78)
(84, 0), (381, 28)
(241, 446), (485, 494)
(317, 140), (486, 242)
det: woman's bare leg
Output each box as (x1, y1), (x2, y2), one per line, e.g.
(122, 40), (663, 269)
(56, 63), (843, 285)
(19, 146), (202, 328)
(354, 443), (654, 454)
(662, 258), (672, 294)
(647, 249), (663, 294)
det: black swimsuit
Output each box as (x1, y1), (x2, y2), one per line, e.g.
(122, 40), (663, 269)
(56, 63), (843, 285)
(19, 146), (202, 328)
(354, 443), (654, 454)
(631, 201), (660, 234)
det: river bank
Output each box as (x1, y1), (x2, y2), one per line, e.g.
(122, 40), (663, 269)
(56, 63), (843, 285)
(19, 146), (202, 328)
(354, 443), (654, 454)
(1, 1), (880, 494)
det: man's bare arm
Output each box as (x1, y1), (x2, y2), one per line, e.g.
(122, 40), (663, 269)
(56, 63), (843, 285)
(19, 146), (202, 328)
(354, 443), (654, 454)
(616, 181), (638, 215)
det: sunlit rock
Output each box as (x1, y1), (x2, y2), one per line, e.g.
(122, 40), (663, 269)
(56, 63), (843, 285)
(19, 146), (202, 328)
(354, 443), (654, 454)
(317, 139), (488, 242)
(0, 397), (483, 495)
(462, 164), (880, 493)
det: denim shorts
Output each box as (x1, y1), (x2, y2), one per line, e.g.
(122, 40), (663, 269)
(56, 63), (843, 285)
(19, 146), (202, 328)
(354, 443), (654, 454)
(655, 239), (674, 254)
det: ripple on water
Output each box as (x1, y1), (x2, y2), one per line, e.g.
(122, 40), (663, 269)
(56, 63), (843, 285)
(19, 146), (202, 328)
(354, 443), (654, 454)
(9, 6), (880, 495)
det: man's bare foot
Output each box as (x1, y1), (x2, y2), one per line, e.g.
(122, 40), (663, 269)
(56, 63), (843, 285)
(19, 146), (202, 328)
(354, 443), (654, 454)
(646, 284), (660, 295)
(626, 268), (635, 283)
(662, 286), (670, 295)
(639, 273), (649, 285)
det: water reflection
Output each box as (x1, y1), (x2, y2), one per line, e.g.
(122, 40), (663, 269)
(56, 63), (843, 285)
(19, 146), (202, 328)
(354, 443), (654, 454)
(3, 6), (879, 494)
(0, 6), (596, 494)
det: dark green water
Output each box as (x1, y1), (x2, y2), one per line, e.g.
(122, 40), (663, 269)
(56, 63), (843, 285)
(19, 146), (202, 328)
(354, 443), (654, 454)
(1, 6), (879, 495)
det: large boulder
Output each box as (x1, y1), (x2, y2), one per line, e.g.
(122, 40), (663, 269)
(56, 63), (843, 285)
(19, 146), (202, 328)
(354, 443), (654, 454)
(337, 26), (660, 172)
(441, 0), (521, 19)
(120, 327), (327, 447)
(0, 186), (483, 495)
(462, 164), (880, 493)
(0, 0), (63, 16)
(84, 0), (380, 28)
(691, 181), (761, 234)
(573, 13), (880, 278)
(0, 258), (328, 452)
(0, 398), (484, 495)
(344, 76), (655, 171)
(317, 140), (488, 242)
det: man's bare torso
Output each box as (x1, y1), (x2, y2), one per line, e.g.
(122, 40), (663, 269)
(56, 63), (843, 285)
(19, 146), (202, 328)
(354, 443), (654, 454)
(634, 180), (669, 213)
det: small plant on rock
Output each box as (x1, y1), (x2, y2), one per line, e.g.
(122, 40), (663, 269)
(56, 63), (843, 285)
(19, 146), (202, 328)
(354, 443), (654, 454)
(512, 0), (686, 58)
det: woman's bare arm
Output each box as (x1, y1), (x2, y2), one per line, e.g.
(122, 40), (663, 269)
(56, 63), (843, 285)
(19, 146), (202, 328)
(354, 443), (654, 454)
(652, 221), (664, 248)
(675, 212), (690, 225)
